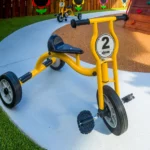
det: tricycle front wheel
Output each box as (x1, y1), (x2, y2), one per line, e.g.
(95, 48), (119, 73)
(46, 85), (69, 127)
(97, 85), (128, 136)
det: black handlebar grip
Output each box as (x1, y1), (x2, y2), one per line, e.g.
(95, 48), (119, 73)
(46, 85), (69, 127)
(71, 19), (90, 28)
(116, 14), (129, 21)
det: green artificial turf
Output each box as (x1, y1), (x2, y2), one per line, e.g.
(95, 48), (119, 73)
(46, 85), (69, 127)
(0, 8), (125, 41)
(0, 107), (45, 150)
(0, 14), (56, 41)
(0, 9), (125, 149)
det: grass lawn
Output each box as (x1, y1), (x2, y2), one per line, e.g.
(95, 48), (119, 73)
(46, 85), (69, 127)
(0, 108), (45, 150)
(0, 14), (56, 41)
(0, 9), (125, 149)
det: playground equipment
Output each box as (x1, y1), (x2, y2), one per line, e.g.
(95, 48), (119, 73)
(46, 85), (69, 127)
(32, 0), (51, 14)
(55, 0), (83, 22)
(99, 0), (108, 9)
(0, 14), (134, 136)
(125, 0), (150, 34)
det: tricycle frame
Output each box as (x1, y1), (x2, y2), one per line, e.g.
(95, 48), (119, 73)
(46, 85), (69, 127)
(19, 16), (119, 111)
(59, 0), (74, 17)
(55, 0), (83, 22)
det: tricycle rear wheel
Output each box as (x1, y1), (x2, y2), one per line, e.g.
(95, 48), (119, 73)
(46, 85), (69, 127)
(0, 72), (22, 108)
(50, 58), (65, 70)
(96, 85), (128, 135)
(64, 12), (69, 18)
(77, 13), (82, 20)
(57, 13), (63, 22)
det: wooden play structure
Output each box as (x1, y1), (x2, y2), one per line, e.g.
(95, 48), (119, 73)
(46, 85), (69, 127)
(125, 0), (150, 34)
(0, 0), (129, 19)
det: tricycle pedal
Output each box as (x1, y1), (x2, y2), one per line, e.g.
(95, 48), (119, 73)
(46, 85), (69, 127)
(77, 110), (95, 134)
(122, 93), (135, 103)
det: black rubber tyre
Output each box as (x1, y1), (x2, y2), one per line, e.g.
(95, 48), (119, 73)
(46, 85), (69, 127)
(0, 71), (22, 108)
(96, 85), (128, 136)
(64, 12), (69, 18)
(57, 13), (63, 22)
(50, 58), (65, 70)
(77, 13), (82, 20)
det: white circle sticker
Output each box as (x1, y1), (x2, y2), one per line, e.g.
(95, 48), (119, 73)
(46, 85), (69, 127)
(59, 2), (65, 7)
(96, 34), (115, 58)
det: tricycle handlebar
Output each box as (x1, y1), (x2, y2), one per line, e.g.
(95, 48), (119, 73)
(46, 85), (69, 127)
(116, 14), (129, 21)
(71, 19), (90, 28)
(71, 14), (129, 28)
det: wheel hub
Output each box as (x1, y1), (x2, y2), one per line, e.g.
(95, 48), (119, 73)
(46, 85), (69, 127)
(103, 95), (117, 128)
(105, 105), (111, 117)
(4, 88), (9, 95)
(0, 79), (13, 104)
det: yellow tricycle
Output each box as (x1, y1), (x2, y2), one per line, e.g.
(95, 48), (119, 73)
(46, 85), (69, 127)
(55, 0), (83, 22)
(0, 14), (134, 135)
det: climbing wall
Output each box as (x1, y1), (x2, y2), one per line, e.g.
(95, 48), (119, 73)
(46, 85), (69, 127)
(125, 0), (150, 34)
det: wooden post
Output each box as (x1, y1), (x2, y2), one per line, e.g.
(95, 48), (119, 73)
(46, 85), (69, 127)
(93, 0), (96, 10)
(91, 0), (93, 10)
(84, 0), (88, 11)
(27, 0), (32, 16)
(50, 0), (54, 13)
(0, 0), (3, 18)
(17, 0), (20, 17)
(20, 0), (26, 16)
(5, 0), (12, 18)
(55, 0), (59, 14)
(88, 0), (90, 11)
(96, 0), (100, 10)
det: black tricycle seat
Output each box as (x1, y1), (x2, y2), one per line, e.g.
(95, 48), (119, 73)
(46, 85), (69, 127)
(48, 34), (84, 54)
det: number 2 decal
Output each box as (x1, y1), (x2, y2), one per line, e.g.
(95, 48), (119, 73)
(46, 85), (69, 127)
(60, 2), (64, 7)
(102, 37), (110, 49)
(96, 34), (114, 58)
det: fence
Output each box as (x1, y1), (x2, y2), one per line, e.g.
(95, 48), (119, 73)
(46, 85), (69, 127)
(0, 0), (128, 19)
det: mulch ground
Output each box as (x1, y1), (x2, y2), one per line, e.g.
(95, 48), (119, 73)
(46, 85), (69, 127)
(54, 15), (150, 72)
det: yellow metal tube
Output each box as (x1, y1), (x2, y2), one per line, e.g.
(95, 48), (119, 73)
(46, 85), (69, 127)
(112, 58), (120, 96)
(101, 62), (109, 83)
(20, 54), (57, 84)
(20, 52), (97, 85)
(50, 52), (96, 76)
(89, 22), (105, 110)
(109, 21), (119, 56)
(109, 21), (120, 96)
(90, 22), (99, 62)
(35, 53), (49, 70)
(31, 57), (56, 78)
(90, 17), (116, 24)
(76, 54), (80, 66)
(88, 17), (118, 110)
(96, 62), (104, 110)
